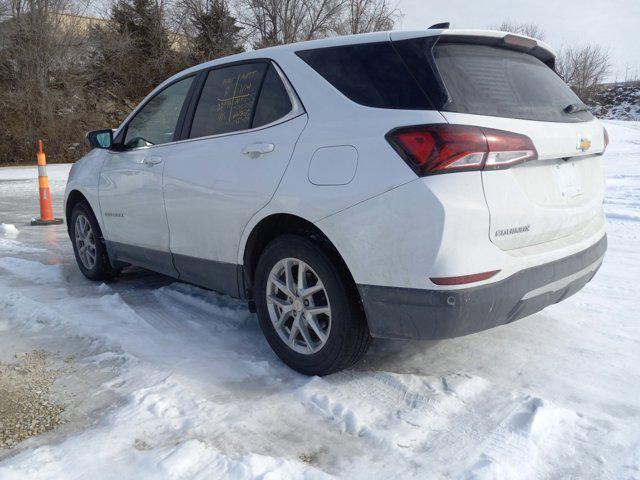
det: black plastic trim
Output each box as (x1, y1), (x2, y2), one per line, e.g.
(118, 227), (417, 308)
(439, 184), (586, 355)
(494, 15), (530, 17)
(106, 241), (244, 298)
(107, 241), (178, 278)
(172, 253), (241, 298)
(358, 235), (607, 340)
(178, 70), (207, 141)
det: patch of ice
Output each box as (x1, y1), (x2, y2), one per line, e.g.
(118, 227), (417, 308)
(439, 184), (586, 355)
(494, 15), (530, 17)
(0, 238), (45, 254)
(0, 257), (65, 283)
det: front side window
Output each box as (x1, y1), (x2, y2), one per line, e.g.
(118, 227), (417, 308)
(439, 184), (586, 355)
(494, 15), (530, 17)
(124, 76), (194, 148)
(190, 63), (267, 139)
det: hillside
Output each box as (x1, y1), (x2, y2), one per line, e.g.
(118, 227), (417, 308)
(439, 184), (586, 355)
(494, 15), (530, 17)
(591, 81), (640, 120)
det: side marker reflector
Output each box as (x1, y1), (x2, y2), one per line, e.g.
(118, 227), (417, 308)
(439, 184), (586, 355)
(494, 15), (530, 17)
(430, 270), (500, 286)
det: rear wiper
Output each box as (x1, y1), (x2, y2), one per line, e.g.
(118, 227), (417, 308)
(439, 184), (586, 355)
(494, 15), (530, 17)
(564, 103), (590, 114)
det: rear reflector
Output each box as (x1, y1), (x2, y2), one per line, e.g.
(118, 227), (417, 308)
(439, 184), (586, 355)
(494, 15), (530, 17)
(386, 124), (537, 176)
(430, 270), (500, 286)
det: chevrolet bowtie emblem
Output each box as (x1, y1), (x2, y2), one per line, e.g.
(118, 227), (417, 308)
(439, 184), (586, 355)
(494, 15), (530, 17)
(577, 137), (591, 152)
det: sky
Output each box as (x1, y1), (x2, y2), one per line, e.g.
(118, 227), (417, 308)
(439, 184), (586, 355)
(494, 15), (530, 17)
(396, 0), (640, 82)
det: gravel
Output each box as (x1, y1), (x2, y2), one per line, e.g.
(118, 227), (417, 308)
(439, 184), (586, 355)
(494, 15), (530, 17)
(0, 351), (66, 449)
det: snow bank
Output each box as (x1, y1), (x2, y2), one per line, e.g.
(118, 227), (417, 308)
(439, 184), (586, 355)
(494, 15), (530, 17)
(0, 223), (19, 237)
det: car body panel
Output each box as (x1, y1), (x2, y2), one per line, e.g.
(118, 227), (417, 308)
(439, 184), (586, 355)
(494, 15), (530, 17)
(98, 146), (178, 276)
(439, 113), (606, 251)
(64, 149), (108, 234)
(163, 114), (308, 268)
(316, 172), (606, 290)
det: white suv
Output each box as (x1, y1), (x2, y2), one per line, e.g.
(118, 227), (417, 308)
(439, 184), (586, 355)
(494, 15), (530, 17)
(65, 28), (608, 375)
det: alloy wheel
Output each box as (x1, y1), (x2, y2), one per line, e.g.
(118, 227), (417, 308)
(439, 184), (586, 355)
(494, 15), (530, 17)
(266, 257), (331, 354)
(74, 214), (97, 270)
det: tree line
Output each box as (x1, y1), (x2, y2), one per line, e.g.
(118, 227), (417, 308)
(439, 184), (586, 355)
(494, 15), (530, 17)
(0, 0), (399, 164)
(0, 8), (611, 165)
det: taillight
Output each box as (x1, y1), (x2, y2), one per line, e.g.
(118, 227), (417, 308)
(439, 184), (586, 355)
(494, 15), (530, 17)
(386, 124), (538, 176)
(603, 127), (609, 152)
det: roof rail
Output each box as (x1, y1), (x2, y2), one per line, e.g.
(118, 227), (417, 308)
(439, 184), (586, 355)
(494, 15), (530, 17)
(428, 22), (450, 29)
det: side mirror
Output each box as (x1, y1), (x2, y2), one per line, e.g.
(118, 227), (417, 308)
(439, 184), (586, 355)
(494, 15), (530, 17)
(86, 129), (114, 149)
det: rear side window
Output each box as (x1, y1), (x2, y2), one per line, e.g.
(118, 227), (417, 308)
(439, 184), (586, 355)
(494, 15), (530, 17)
(190, 63), (267, 138)
(432, 43), (593, 123)
(253, 65), (293, 127)
(296, 42), (432, 110)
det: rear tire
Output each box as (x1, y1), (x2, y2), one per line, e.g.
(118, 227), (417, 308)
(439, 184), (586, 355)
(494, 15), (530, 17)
(254, 234), (370, 376)
(70, 201), (120, 281)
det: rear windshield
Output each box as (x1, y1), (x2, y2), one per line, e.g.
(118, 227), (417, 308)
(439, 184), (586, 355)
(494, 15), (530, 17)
(295, 42), (432, 110)
(432, 43), (593, 123)
(297, 38), (592, 123)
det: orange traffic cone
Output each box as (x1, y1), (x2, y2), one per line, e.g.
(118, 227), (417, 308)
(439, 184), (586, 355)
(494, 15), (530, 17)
(31, 140), (63, 226)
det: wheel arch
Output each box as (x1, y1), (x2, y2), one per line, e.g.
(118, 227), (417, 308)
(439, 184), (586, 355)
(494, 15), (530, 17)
(65, 189), (105, 237)
(241, 213), (361, 310)
(65, 190), (89, 232)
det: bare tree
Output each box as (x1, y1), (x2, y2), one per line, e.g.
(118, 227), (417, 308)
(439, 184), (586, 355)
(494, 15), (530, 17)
(334, 0), (399, 35)
(490, 20), (545, 40)
(0, 0), (9, 19)
(0, 0), (97, 164)
(237, 0), (398, 48)
(556, 44), (611, 101)
(0, 0), (404, 165)
(238, 0), (342, 48)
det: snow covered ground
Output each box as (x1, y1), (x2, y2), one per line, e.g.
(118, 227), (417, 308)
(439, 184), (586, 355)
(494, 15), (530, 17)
(0, 121), (639, 479)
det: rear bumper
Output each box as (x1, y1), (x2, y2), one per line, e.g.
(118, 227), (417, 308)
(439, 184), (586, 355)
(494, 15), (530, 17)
(358, 234), (607, 340)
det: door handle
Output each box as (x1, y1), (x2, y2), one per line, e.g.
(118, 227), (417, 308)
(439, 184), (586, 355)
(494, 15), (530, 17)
(143, 156), (163, 166)
(242, 142), (275, 158)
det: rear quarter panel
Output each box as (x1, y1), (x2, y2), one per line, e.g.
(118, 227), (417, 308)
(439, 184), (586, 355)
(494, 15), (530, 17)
(236, 49), (447, 265)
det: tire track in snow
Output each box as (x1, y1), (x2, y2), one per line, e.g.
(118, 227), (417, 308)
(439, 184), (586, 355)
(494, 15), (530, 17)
(295, 371), (489, 452)
(294, 370), (608, 478)
(425, 386), (606, 479)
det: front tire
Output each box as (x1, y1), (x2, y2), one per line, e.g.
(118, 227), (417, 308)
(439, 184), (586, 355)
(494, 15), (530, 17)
(254, 235), (370, 376)
(70, 202), (119, 281)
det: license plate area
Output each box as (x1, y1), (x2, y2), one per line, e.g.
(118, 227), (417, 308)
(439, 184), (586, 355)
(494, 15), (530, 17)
(555, 161), (582, 198)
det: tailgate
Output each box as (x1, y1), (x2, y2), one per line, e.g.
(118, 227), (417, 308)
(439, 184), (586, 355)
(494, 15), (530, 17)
(442, 113), (606, 250)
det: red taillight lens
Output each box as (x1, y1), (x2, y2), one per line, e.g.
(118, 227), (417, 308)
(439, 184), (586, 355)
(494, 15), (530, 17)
(387, 125), (487, 174)
(386, 124), (538, 176)
(603, 127), (609, 151)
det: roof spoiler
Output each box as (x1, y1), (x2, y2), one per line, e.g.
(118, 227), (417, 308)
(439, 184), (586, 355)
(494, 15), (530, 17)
(428, 22), (450, 29)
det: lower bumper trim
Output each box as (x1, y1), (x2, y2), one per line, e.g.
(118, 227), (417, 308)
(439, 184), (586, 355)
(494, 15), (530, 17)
(358, 235), (607, 340)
